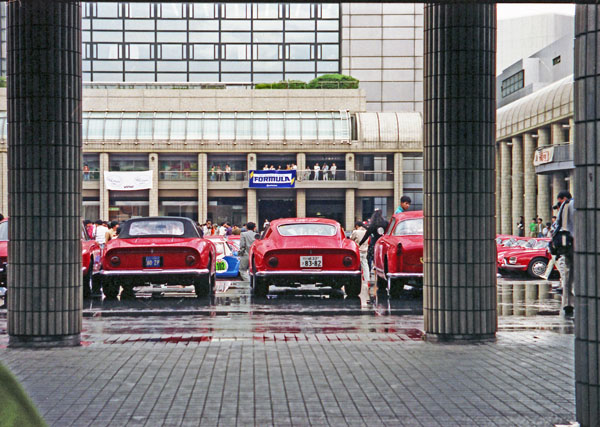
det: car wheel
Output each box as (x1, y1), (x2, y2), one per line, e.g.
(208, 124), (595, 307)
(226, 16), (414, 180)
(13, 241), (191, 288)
(528, 257), (548, 278)
(91, 273), (102, 296)
(344, 277), (361, 297)
(194, 276), (211, 298)
(254, 276), (268, 297)
(376, 275), (388, 294)
(82, 262), (93, 299)
(103, 279), (120, 299)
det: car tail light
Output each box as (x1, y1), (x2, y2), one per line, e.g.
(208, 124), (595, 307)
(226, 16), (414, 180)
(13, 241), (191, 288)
(109, 256), (121, 267)
(343, 256), (353, 267)
(185, 254), (197, 266)
(509, 257), (517, 265)
(397, 242), (403, 254)
(267, 256), (278, 267)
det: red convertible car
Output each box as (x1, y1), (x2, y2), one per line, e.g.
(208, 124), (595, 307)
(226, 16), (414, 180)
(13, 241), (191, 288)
(249, 218), (362, 297)
(373, 211), (423, 296)
(98, 217), (216, 298)
(0, 218), (102, 297)
(497, 238), (554, 278)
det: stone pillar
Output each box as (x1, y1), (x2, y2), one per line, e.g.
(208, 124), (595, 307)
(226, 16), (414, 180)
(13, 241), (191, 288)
(296, 189), (306, 218)
(148, 153), (159, 217)
(0, 151), (8, 215)
(7, 1), (82, 347)
(423, 4), (497, 341)
(537, 128), (552, 221)
(197, 153), (207, 222)
(551, 122), (567, 203)
(552, 122), (566, 145)
(523, 133), (537, 228)
(511, 136), (524, 235)
(345, 152), (355, 181)
(574, 6), (600, 425)
(247, 153), (257, 224)
(99, 153), (109, 221)
(393, 152), (403, 212)
(296, 153), (306, 180)
(345, 189), (355, 230)
(500, 141), (512, 234)
(495, 145), (501, 234)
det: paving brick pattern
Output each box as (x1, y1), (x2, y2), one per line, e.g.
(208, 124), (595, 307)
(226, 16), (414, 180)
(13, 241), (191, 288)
(0, 317), (575, 427)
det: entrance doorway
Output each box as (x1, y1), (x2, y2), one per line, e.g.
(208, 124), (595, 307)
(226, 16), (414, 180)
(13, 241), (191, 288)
(258, 199), (295, 230)
(306, 199), (345, 224)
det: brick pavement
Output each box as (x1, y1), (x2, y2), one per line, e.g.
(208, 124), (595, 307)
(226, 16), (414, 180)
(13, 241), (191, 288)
(0, 314), (575, 427)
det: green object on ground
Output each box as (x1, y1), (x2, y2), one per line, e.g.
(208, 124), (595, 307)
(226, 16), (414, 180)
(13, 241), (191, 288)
(0, 363), (47, 427)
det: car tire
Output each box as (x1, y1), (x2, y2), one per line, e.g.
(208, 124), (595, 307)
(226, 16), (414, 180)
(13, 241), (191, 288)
(103, 279), (120, 299)
(210, 272), (217, 294)
(82, 262), (93, 299)
(528, 257), (549, 278)
(120, 285), (136, 299)
(344, 277), (361, 297)
(254, 276), (268, 297)
(389, 278), (405, 298)
(194, 276), (211, 298)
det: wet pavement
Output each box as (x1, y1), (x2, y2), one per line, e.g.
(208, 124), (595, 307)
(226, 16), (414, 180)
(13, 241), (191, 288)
(0, 276), (576, 426)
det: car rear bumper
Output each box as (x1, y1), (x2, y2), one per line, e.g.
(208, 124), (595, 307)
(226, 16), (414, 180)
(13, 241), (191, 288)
(253, 269), (361, 287)
(98, 268), (210, 285)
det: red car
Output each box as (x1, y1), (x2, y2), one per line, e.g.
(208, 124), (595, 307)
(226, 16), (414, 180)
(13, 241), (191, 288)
(496, 236), (536, 256)
(0, 218), (101, 297)
(497, 238), (554, 278)
(249, 218), (362, 297)
(98, 217), (216, 298)
(373, 211), (423, 295)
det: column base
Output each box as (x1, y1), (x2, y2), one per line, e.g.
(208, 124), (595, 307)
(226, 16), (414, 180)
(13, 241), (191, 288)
(9, 334), (81, 348)
(425, 332), (496, 343)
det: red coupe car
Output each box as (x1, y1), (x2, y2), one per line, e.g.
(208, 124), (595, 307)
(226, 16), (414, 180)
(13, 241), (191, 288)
(373, 211), (423, 295)
(0, 218), (102, 297)
(98, 216), (216, 298)
(249, 218), (362, 297)
(497, 238), (554, 278)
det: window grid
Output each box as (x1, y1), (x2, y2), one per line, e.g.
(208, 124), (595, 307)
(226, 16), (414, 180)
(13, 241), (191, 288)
(501, 70), (524, 98)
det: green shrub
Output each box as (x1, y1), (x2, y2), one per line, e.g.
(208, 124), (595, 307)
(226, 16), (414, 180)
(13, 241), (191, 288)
(0, 76), (6, 88)
(307, 74), (359, 89)
(255, 80), (307, 89)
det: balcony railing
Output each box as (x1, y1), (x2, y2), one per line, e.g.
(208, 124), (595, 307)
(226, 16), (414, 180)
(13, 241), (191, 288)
(159, 171), (199, 181)
(207, 170), (246, 182)
(82, 171), (100, 181)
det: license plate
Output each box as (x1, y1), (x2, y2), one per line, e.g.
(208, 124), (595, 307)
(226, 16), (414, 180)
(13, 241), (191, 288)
(144, 256), (162, 268)
(300, 256), (322, 268)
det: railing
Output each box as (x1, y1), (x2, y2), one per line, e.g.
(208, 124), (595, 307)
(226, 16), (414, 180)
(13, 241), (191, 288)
(159, 171), (199, 181)
(354, 170), (394, 182)
(83, 81), (359, 90)
(207, 170), (246, 182)
(82, 171), (100, 181)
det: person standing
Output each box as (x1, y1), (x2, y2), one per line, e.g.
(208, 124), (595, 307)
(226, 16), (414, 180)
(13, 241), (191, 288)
(94, 220), (109, 251)
(536, 218), (544, 237)
(394, 195), (412, 214)
(238, 222), (257, 281)
(528, 217), (538, 237)
(322, 163), (329, 181)
(359, 209), (389, 277)
(330, 163), (337, 180)
(105, 221), (119, 243)
(516, 216), (525, 237)
(553, 190), (575, 317)
(350, 221), (369, 287)
(313, 163), (320, 180)
(224, 164), (231, 181)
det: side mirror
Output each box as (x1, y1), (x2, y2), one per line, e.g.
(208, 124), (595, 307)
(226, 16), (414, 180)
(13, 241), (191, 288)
(255, 233), (261, 240)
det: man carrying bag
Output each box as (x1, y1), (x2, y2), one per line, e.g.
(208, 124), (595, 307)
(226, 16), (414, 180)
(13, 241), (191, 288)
(549, 191), (575, 317)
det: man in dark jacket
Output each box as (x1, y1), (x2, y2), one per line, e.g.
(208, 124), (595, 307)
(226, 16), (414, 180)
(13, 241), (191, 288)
(239, 222), (257, 281)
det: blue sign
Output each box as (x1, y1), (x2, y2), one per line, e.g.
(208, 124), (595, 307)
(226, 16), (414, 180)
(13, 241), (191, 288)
(249, 170), (296, 188)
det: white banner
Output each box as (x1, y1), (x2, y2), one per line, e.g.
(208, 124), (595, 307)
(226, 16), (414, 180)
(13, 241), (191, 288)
(533, 146), (554, 166)
(104, 171), (153, 191)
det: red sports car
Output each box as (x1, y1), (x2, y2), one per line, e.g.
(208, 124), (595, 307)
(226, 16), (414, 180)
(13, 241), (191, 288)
(0, 218), (101, 297)
(98, 216), (216, 298)
(373, 211), (423, 295)
(496, 236), (536, 256)
(249, 218), (362, 297)
(497, 238), (554, 278)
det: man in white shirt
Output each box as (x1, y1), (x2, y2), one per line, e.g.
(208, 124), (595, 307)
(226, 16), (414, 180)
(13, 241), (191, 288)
(330, 163), (337, 180)
(350, 221), (369, 286)
(94, 220), (109, 249)
(313, 163), (320, 180)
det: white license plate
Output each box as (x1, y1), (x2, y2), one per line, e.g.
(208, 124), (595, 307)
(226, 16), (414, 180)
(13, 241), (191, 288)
(300, 256), (322, 268)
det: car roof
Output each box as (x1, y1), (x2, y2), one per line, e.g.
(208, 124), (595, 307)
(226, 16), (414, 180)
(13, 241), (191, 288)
(391, 210), (423, 221)
(269, 217), (341, 227)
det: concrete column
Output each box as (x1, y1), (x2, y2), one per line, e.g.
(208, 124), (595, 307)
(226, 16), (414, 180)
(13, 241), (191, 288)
(574, 7), (600, 425)
(569, 118), (575, 143)
(511, 136), (524, 235)
(148, 153), (159, 217)
(7, 1), (82, 347)
(247, 153), (257, 224)
(0, 151), (8, 215)
(99, 153), (109, 221)
(197, 153), (207, 222)
(500, 141), (512, 234)
(537, 128), (552, 221)
(552, 122), (567, 145)
(345, 189), (355, 230)
(345, 152), (355, 181)
(296, 189), (306, 218)
(355, 198), (363, 223)
(296, 153), (306, 181)
(523, 133), (537, 229)
(393, 152), (403, 212)
(552, 173), (565, 205)
(423, 4), (497, 341)
(495, 145), (501, 234)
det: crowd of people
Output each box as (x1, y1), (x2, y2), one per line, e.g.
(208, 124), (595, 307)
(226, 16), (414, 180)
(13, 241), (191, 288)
(516, 215), (556, 238)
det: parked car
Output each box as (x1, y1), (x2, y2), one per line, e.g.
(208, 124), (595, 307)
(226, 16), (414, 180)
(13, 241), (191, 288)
(497, 238), (554, 278)
(496, 236), (536, 256)
(249, 218), (361, 297)
(206, 236), (240, 278)
(98, 216), (216, 298)
(0, 218), (102, 297)
(227, 234), (240, 251)
(373, 211), (423, 296)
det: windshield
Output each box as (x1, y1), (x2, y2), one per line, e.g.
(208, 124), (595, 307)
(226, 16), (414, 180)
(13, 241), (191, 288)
(213, 241), (232, 256)
(533, 240), (549, 249)
(278, 223), (337, 237)
(0, 221), (6, 241)
(516, 239), (530, 247)
(128, 220), (185, 237)
(392, 219), (423, 236)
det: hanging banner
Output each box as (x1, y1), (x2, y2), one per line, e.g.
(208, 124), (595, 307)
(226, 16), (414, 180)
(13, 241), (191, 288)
(248, 170), (296, 188)
(104, 171), (153, 191)
(533, 146), (554, 166)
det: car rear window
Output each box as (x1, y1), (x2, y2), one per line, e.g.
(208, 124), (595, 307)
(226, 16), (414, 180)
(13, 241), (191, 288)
(278, 223), (337, 237)
(392, 219), (423, 236)
(128, 220), (185, 236)
(0, 221), (6, 241)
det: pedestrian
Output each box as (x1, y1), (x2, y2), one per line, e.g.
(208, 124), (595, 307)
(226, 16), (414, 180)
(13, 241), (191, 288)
(83, 163), (90, 181)
(202, 220), (212, 236)
(94, 220), (109, 250)
(313, 163), (320, 180)
(105, 221), (119, 243)
(224, 164), (231, 181)
(238, 222), (257, 281)
(330, 163), (337, 180)
(516, 216), (525, 237)
(359, 209), (389, 280)
(209, 166), (216, 181)
(542, 222), (551, 237)
(305, 166), (311, 181)
(83, 219), (94, 239)
(394, 195), (412, 214)
(322, 163), (329, 181)
(552, 190), (575, 317)
(529, 217), (538, 237)
(216, 165), (223, 181)
(536, 218), (544, 237)
(350, 221), (369, 287)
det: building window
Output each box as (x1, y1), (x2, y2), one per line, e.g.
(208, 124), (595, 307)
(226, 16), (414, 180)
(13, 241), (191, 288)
(552, 55), (561, 66)
(501, 70), (524, 98)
